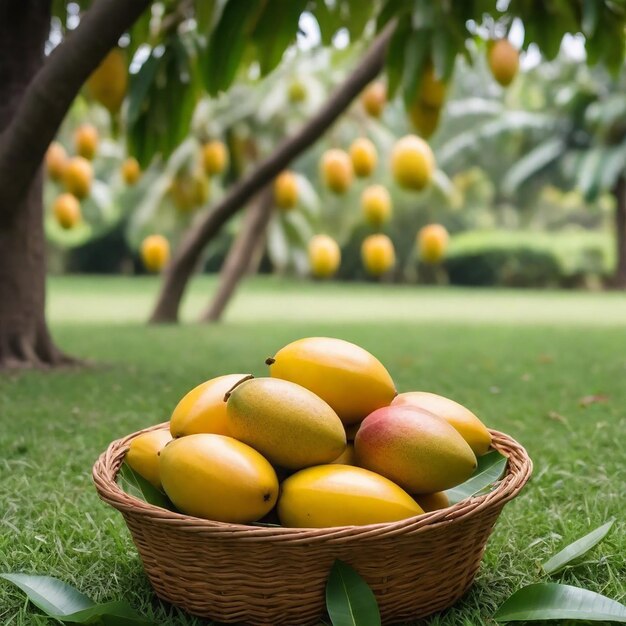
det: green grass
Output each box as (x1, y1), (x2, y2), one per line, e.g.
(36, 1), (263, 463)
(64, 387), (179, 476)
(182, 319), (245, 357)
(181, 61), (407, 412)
(1, 277), (625, 625)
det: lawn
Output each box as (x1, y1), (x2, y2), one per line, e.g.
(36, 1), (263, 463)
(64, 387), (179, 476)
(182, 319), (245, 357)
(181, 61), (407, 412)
(1, 277), (625, 625)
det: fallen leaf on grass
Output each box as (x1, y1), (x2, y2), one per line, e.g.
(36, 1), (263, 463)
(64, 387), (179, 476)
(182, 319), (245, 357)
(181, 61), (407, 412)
(579, 394), (609, 408)
(546, 411), (568, 424)
(542, 519), (615, 575)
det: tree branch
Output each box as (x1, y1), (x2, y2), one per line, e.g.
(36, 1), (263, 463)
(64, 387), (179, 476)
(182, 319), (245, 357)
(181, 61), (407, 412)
(0, 0), (152, 219)
(200, 185), (274, 323)
(149, 21), (396, 323)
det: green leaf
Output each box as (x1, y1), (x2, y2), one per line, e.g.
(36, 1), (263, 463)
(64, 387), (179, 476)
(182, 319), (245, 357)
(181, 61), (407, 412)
(0, 574), (93, 616)
(385, 20), (409, 99)
(376, 0), (410, 32)
(252, 0), (308, 76)
(582, 0), (599, 36)
(127, 52), (160, 127)
(118, 462), (173, 509)
(401, 29), (430, 109)
(542, 519), (615, 575)
(202, 0), (263, 94)
(326, 561), (381, 626)
(577, 147), (605, 201)
(0, 574), (151, 624)
(346, 0), (375, 41)
(501, 138), (564, 196)
(431, 23), (455, 81)
(494, 583), (626, 622)
(313, 1), (339, 46)
(445, 450), (507, 505)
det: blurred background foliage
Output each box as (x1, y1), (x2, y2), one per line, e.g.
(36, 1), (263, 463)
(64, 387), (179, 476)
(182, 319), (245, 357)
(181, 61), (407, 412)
(44, 0), (626, 289)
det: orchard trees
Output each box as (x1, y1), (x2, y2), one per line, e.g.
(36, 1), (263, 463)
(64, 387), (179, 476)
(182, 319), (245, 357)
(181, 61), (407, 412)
(1, 0), (625, 367)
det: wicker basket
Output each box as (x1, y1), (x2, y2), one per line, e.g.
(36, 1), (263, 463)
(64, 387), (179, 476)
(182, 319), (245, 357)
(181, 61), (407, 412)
(93, 424), (532, 625)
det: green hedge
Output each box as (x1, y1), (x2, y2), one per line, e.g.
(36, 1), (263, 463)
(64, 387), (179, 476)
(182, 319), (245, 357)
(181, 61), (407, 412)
(444, 230), (613, 287)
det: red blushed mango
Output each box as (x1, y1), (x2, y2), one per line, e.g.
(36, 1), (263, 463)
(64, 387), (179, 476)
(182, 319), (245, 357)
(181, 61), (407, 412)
(354, 405), (477, 494)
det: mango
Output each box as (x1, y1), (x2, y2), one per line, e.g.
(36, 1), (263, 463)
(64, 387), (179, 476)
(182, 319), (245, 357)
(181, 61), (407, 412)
(361, 81), (386, 118)
(121, 157), (141, 185)
(52, 193), (81, 230)
(74, 124), (99, 160)
(392, 391), (492, 456)
(225, 377), (346, 469)
(354, 405), (477, 494)
(159, 434), (278, 523)
(488, 39), (519, 87)
(278, 464), (423, 527)
(330, 443), (356, 465)
(140, 235), (170, 273)
(308, 234), (341, 278)
(202, 140), (228, 176)
(361, 185), (392, 227)
(349, 138), (377, 178)
(125, 429), (172, 489)
(266, 337), (396, 425)
(361, 234), (395, 276)
(320, 149), (353, 194)
(391, 135), (435, 191)
(415, 491), (450, 512)
(170, 374), (248, 438)
(45, 142), (67, 181)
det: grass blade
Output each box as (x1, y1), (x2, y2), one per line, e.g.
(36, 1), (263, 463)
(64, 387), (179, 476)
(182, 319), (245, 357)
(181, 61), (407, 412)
(326, 560), (381, 626)
(494, 583), (626, 622)
(445, 450), (507, 504)
(117, 462), (172, 510)
(543, 519), (615, 575)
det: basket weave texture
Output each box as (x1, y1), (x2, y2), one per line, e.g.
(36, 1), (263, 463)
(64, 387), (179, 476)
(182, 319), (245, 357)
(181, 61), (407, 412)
(93, 424), (532, 625)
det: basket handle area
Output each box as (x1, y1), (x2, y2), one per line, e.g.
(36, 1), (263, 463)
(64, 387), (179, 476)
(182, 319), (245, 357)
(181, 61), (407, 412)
(93, 425), (533, 543)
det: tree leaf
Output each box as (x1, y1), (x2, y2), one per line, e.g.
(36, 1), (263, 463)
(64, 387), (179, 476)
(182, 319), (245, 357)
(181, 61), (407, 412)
(401, 28), (430, 109)
(445, 450), (507, 505)
(202, 0), (263, 94)
(0, 574), (152, 624)
(385, 20), (409, 99)
(117, 462), (173, 509)
(494, 583), (626, 622)
(0, 574), (94, 616)
(582, 0), (599, 36)
(501, 138), (564, 196)
(252, 0), (308, 76)
(542, 519), (615, 575)
(346, 0), (375, 42)
(326, 560), (381, 626)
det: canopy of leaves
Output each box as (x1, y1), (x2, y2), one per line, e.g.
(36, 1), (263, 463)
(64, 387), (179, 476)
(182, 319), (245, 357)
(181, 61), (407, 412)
(49, 0), (626, 167)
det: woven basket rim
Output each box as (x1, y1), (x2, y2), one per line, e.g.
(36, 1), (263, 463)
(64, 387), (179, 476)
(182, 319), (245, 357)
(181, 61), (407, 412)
(93, 422), (532, 541)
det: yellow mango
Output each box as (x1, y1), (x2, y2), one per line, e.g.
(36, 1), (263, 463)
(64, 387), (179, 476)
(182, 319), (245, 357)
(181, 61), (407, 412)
(125, 429), (172, 489)
(170, 374), (248, 438)
(330, 443), (356, 465)
(225, 377), (346, 470)
(415, 491), (450, 512)
(392, 391), (492, 456)
(278, 464), (423, 528)
(159, 434), (278, 523)
(267, 337), (396, 425)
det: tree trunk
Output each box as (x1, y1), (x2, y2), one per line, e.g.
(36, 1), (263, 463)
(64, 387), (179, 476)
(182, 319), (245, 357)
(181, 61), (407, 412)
(0, 1), (68, 369)
(200, 188), (274, 322)
(613, 176), (626, 288)
(149, 22), (395, 324)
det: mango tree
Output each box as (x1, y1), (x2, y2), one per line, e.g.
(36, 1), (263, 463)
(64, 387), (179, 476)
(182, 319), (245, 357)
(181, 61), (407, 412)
(1, 0), (625, 368)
